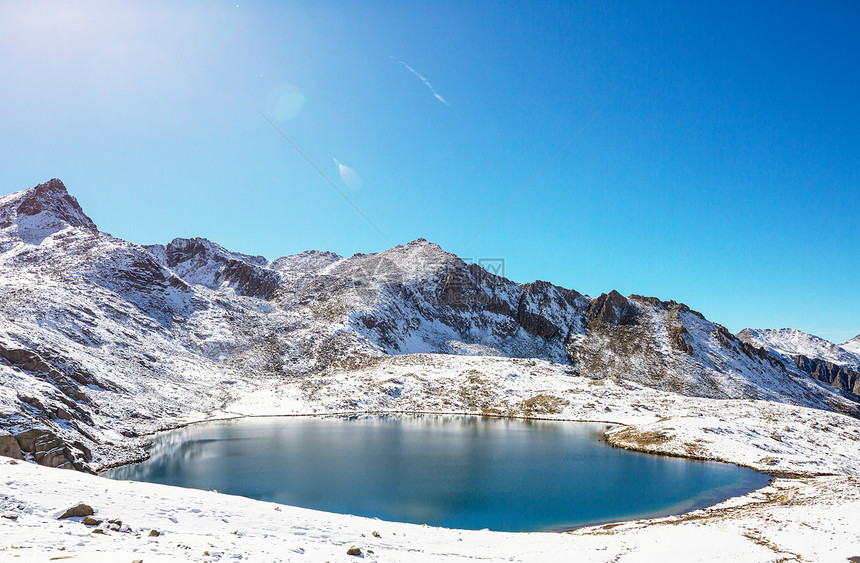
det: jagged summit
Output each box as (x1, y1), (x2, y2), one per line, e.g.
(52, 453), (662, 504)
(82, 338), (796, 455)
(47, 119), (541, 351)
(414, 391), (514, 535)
(0, 178), (97, 235)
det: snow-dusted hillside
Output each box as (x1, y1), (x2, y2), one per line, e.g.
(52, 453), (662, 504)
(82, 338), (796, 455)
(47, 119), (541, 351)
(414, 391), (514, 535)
(738, 328), (860, 396)
(0, 179), (858, 472)
(738, 328), (860, 371)
(841, 334), (860, 356)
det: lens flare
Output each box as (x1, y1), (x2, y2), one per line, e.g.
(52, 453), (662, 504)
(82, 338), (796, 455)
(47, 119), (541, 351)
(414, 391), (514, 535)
(333, 158), (363, 191)
(266, 83), (306, 121)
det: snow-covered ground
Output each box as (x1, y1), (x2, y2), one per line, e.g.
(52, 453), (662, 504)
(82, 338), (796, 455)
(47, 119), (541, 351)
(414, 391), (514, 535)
(4, 354), (860, 561)
(2, 449), (859, 562)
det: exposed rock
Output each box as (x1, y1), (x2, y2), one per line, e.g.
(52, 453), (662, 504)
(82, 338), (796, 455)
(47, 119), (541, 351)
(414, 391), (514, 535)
(629, 294), (706, 319)
(587, 290), (638, 326)
(14, 428), (85, 470)
(8, 178), (97, 230)
(733, 338), (789, 371)
(438, 262), (483, 311)
(0, 435), (23, 460)
(58, 503), (94, 519)
(17, 393), (46, 412)
(81, 516), (102, 526)
(1, 344), (94, 406)
(516, 281), (572, 339)
(161, 237), (280, 298)
(347, 545), (362, 556)
(791, 355), (860, 397)
(149, 529), (161, 537)
(72, 440), (93, 462)
(674, 326), (693, 355)
(0, 345), (54, 374)
(714, 325), (736, 348)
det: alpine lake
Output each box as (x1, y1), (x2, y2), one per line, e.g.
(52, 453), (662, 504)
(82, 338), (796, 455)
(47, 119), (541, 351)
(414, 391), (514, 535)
(103, 415), (770, 532)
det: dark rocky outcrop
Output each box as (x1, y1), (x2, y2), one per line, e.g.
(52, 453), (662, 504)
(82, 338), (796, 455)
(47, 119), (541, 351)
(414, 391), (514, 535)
(11, 179), (97, 231)
(437, 262), (486, 311)
(160, 237), (280, 299)
(14, 428), (86, 470)
(58, 503), (94, 519)
(587, 290), (638, 326)
(674, 325), (694, 355)
(516, 281), (582, 340)
(221, 259), (281, 299)
(82, 516), (103, 526)
(0, 435), (23, 459)
(791, 355), (860, 397)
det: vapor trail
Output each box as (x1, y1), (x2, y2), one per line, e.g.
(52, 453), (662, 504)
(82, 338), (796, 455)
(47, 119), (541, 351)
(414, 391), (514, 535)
(391, 57), (450, 106)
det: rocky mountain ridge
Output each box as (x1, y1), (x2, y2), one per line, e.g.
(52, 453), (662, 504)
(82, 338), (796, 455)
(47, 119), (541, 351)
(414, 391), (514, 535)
(0, 179), (858, 471)
(738, 328), (860, 396)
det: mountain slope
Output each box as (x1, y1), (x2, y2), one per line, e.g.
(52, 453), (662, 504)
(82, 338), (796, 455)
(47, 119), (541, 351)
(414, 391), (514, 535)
(738, 328), (860, 371)
(738, 328), (860, 396)
(841, 335), (860, 356)
(0, 179), (857, 471)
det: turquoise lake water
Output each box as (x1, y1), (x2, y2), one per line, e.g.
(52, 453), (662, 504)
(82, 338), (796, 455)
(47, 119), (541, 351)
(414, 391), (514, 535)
(103, 415), (770, 532)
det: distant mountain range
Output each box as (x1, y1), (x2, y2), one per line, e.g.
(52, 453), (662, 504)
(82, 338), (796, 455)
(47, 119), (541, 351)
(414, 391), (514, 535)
(738, 328), (860, 396)
(1, 179), (858, 470)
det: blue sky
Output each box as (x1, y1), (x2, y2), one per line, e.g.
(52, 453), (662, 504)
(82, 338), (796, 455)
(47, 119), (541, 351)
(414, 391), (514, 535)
(1, 1), (858, 341)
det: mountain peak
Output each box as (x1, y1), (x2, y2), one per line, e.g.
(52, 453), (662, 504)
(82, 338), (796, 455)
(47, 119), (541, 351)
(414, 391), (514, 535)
(0, 179), (97, 233)
(842, 334), (860, 355)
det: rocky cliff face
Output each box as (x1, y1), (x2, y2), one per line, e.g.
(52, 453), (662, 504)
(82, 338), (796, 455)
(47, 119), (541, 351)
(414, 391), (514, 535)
(1, 179), (858, 471)
(789, 355), (860, 397)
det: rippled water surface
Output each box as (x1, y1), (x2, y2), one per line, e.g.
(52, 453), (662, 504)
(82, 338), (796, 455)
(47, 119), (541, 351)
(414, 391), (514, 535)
(103, 415), (769, 531)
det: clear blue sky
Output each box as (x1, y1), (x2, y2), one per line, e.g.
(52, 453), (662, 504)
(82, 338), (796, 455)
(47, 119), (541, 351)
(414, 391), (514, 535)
(1, 1), (858, 342)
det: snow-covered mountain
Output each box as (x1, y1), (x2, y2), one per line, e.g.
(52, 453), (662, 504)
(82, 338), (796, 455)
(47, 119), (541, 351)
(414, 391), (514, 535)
(738, 328), (860, 396)
(842, 335), (860, 356)
(1, 179), (858, 471)
(737, 328), (860, 371)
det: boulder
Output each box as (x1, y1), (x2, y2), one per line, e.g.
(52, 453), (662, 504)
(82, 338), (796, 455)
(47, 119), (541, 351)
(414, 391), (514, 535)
(58, 503), (94, 519)
(0, 435), (23, 460)
(81, 516), (102, 526)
